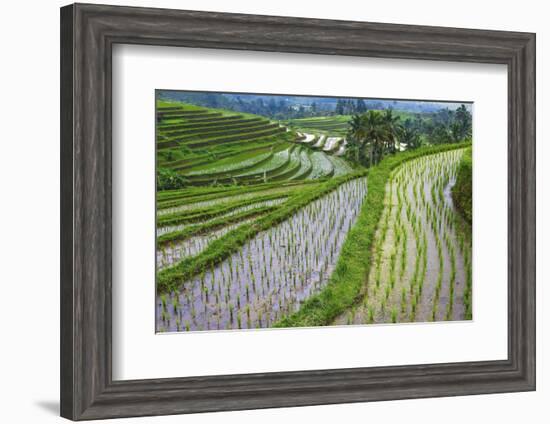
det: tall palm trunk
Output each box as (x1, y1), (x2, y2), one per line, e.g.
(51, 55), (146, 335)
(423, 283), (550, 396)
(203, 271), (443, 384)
(369, 143), (374, 167)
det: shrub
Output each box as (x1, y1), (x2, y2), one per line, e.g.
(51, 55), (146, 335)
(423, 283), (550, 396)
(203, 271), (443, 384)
(451, 147), (472, 223)
(157, 167), (188, 190)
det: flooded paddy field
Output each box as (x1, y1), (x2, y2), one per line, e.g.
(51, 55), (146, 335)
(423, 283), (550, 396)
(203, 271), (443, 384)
(156, 177), (368, 332)
(334, 149), (472, 325)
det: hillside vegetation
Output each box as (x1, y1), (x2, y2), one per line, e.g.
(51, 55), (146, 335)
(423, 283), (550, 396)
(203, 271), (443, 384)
(452, 147), (472, 224)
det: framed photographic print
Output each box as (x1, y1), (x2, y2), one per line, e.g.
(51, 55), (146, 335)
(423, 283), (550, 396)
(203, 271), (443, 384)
(60, 3), (536, 421)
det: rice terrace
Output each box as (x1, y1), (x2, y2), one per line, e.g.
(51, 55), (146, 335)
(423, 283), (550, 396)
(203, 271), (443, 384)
(155, 90), (473, 333)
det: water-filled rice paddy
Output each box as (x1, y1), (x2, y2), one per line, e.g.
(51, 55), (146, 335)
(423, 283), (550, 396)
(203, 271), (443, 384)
(156, 177), (368, 332)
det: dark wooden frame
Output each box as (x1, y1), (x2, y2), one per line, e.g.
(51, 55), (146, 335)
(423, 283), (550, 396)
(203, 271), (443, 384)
(60, 3), (536, 421)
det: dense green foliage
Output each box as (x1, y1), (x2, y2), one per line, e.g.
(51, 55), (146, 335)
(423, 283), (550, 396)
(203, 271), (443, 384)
(157, 167), (188, 190)
(345, 109), (403, 167)
(345, 106), (472, 168)
(275, 142), (470, 328)
(402, 104), (472, 145)
(452, 147), (472, 223)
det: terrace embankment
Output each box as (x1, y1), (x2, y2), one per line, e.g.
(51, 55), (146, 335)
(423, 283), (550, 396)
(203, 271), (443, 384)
(452, 147), (472, 224)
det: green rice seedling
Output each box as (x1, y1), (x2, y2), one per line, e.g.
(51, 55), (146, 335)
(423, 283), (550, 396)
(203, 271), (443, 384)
(401, 287), (407, 313)
(465, 301), (472, 320)
(390, 250), (396, 273)
(368, 306), (375, 324)
(347, 310), (354, 325)
(400, 231), (408, 279)
(394, 223), (401, 244)
(410, 295), (417, 319)
(391, 307), (398, 323)
(431, 305), (437, 321)
(172, 295), (180, 314)
(375, 268), (381, 289)
(445, 302), (453, 321)
(257, 309), (263, 326)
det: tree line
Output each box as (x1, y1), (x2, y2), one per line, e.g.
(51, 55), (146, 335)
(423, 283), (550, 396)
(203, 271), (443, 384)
(345, 105), (472, 167)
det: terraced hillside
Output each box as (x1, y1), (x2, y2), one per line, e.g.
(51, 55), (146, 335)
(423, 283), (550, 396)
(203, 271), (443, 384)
(287, 116), (352, 157)
(157, 101), (353, 186)
(287, 115), (351, 136)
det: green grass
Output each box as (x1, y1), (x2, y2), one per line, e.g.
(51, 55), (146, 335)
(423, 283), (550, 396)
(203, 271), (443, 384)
(161, 119), (273, 139)
(157, 191), (292, 227)
(452, 147), (472, 224)
(157, 179), (314, 207)
(159, 117), (264, 133)
(160, 126), (286, 149)
(157, 204), (279, 246)
(183, 149), (275, 177)
(288, 116), (351, 136)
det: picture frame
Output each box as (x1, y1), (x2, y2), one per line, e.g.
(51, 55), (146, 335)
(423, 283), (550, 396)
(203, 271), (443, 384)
(60, 3), (535, 421)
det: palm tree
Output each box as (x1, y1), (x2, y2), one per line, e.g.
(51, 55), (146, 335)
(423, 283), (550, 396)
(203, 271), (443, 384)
(347, 111), (387, 166)
(450, 121), (463, 142)
(402, 127), (421, 149)
(346, 114), (366, 164)
(366, 111), (388, 164)
(431, 123), (453, 144)
(454, 104), (472, 139)
(382, 109), (404, 153)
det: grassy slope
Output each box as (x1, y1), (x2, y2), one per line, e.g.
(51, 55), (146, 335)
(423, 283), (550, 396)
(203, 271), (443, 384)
(157, 191), (290, 227)
(275, 142), (471, 328)
(157, 179), (316, 205)
(451, 147), (472, 224)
